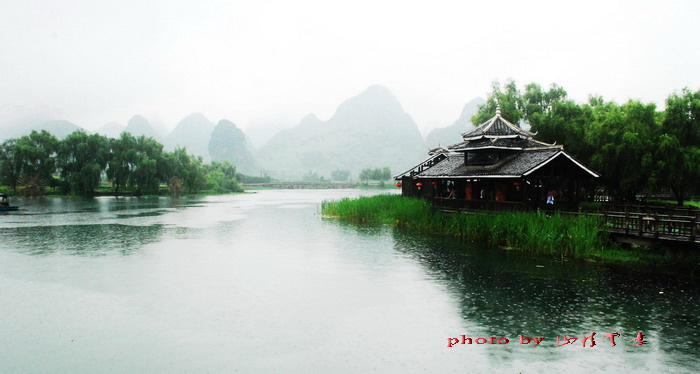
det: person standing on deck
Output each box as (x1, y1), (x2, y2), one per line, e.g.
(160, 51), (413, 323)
(546, 189), (558, 217)
(546, 189), (558, 205)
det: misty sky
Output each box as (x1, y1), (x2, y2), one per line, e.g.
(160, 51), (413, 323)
(1, 0), (699, 135)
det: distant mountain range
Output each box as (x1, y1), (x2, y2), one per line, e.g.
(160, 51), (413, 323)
(1, 119), (82, 140)
(257, 85), (427, 179)
(425, 97), (485, 148)
(124, 115), (163, 142)
(96, 122), (125, 138)
(209, 120), (258, 174)
(0, 87), (485, 179)
(165, 113), (215, 162)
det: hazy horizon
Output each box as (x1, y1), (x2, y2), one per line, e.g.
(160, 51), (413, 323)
(2, 0), (699, 135)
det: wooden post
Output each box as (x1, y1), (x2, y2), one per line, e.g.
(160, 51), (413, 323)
(603, 211), (607, 227)
(688, 218), (695, 242)
(625, 206), (629, 234)
(654, 212), (659, 239)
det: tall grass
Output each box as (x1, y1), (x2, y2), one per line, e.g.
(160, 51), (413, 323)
(322, 194), (658, 263)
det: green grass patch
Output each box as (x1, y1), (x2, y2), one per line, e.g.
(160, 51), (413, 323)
(579, 201), (602, 210)
(648, 200), (700, 208)
(191, 189), (249, 196)
(322, 194), (672, 266)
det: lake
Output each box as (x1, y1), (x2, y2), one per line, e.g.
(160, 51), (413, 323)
(0, 189), (697, 373)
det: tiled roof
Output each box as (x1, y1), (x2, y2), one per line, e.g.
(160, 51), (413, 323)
(397, 109), (599, 180)
(449, 137), (552, 151)
(461, 114), (535, 139)
(415, 149), (561, 178)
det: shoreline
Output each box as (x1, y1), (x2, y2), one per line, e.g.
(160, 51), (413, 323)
(12, 191), (251, 198)
(321, 194), (697, 269)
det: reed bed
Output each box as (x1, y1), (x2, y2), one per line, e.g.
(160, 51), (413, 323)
(322, 194), (658, 263)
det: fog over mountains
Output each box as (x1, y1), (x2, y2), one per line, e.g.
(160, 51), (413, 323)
(258, 85), (427, 178)
(209, 120), (258, 175)
(0, 86), (484, 179)
(0, 104), (82, 139)
(425, 97), (485, 148)
(124, 115), (163, 142)
(165, 113), (216, 162)
(96, 122), (125, 139)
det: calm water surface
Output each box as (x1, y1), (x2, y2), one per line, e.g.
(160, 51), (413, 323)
(0, 190), (697, 373)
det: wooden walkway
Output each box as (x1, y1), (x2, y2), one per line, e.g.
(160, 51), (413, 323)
(431, 198), (700, 246)
(601, 210), (699, 246)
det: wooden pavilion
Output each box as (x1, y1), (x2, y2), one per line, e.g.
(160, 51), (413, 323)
(395, 106), (599, 211)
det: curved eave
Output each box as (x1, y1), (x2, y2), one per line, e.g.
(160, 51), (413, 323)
(460, 114), (536, 139)
(452, 146), (524, 151)
(427, 146), (449, 155)
(530, 139), (556, 147)
(405, 149), (598, 180)
(523, 145), (563, 150)
(460, 134), (526, 141)
(393, 152), (452, 179)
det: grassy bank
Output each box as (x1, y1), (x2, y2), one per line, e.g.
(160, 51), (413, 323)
(322, 194), (672, 265)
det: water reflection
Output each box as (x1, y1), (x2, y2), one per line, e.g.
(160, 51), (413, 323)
(0, 224), (164, 256)
(6, 195), (205, 216)
(0, 196), (208, 255)
(391, 229), (699, 370)
(0, 190), (697, 372)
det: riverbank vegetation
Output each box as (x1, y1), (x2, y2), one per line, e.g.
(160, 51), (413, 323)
(0, 130), (243, 197)
(322, 194), (677, 265)
(474, 81), (699, 206)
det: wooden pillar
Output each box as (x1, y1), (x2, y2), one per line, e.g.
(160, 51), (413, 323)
(654, 212), (659, 239)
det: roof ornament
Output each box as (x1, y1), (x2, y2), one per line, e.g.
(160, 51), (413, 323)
(495, 103), (502, 116)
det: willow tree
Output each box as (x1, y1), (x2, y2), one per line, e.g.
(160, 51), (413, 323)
(471, 80), (524, 125)
(0, 138), (21, 193)
(160, 147), (206, 194)
(106, 132), (137, 196)
(129, 136), (164, 195)
(16, 130), (59, 182)
(57, 131), (110, 196)
(657, 88), (700, 205)
(588, 100), (661, 201)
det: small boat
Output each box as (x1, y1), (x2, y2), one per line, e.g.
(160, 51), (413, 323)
(0, 193), (19, 211)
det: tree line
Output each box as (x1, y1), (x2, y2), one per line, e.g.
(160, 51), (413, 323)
(473, 81), (699, 205)
(359, 167), (392, 183)
(0, 130), (243, 196)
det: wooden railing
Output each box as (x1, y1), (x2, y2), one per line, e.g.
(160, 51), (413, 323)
(600, 203), (699, 218)
(601, 210), (698, 243)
